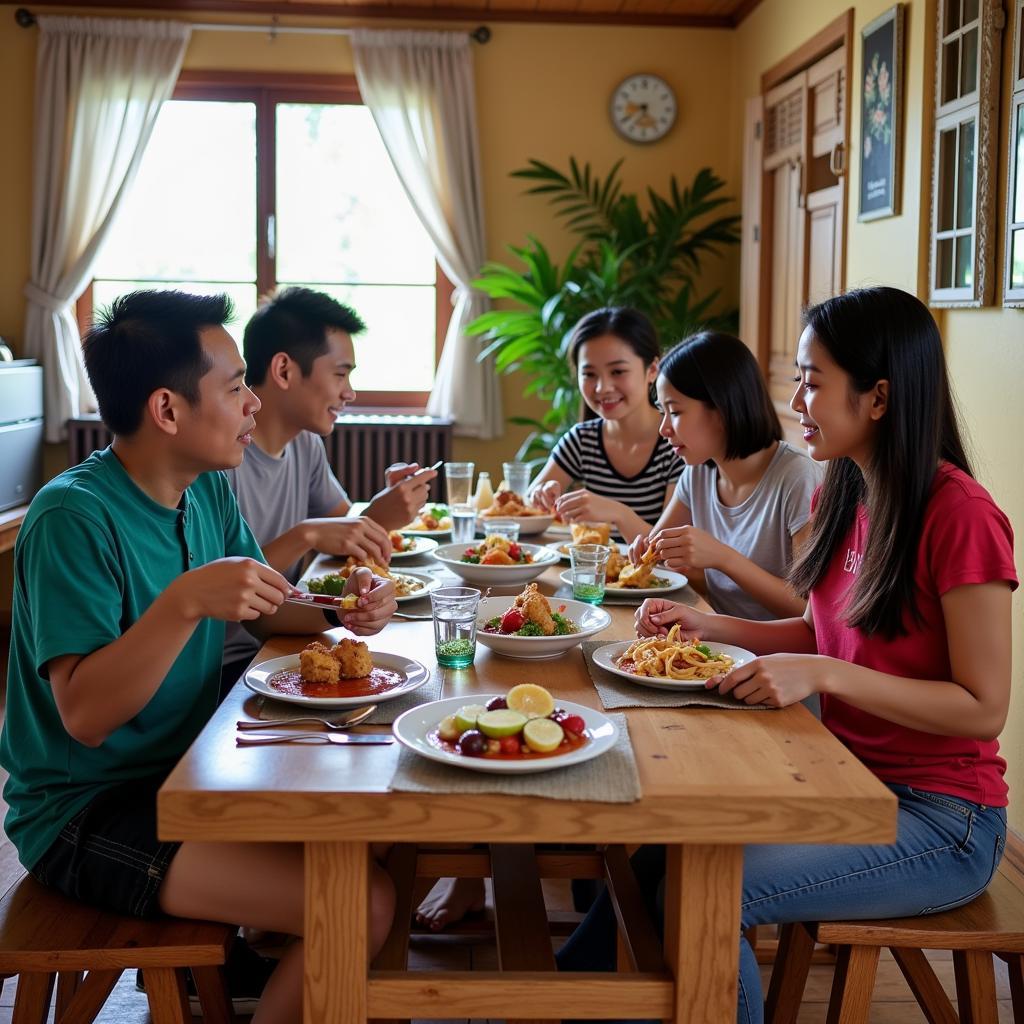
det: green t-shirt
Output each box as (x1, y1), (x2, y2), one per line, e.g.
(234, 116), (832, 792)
(0, 447), (264, 871)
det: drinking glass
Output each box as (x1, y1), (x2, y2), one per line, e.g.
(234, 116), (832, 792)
(444, 462), (475, 507)
(431, 587), (481, 668)
(502, 461), (532, 497)
(450, 504), (477, 545)
(570, 544), (611, 605)
(482, 519), (520, 544)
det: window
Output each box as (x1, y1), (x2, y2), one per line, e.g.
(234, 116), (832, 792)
(85, 72), (448, 406)
(928, 0), (1003, 306)
(1005, 0), (1024, 305)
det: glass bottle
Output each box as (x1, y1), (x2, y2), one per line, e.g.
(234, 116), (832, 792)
(474, 471), (494, 512)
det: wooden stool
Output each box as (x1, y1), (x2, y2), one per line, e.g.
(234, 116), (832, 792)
(0, 873), (237, 1024)
(765, 865), (1024, 1024)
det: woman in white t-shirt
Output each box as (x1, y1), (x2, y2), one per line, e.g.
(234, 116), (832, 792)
(630, 331), (822, 620)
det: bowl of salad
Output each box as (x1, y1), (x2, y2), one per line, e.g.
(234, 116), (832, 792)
(474, 587), (612, 659)
(432, 537), (559, 585)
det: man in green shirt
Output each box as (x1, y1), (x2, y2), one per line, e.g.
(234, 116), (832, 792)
(0, 290), (397, 1022)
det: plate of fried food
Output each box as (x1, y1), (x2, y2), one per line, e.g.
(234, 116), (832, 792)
(392, 684), (618, 774)
(433, 537), (560, 585)
(245, 639), (431, 708)
(400, 504), (452, 537)
(474, 584), (611, 659)
(478, 488), (553, 535)
(558, 543), (688, 598)
(592, 627), (754, 690)
(299, 559), (441, 604)
(388, 530), (439, 560)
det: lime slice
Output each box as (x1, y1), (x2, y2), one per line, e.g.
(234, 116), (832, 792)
(477, 709), (528, 738)
(454, 704), (487, 733)
(506, 683), (556, 719)
(523, 717), (565, 753)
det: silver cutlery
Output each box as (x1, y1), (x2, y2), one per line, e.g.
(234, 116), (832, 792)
(393, 611), (433, 621)
(236, 705), (377, 731)
(236, 732), (394, 747)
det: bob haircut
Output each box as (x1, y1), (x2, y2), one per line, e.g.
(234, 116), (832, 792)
(658, 331), (782, 460)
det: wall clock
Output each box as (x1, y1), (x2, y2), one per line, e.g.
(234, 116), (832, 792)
(610, 74), (678, 144)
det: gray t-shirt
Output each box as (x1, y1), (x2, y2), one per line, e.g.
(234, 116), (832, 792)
(674, 441), (823, 620)
(221, 431), (349, 666)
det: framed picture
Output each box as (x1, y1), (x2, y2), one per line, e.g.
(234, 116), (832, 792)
(858, 4), (904, 221)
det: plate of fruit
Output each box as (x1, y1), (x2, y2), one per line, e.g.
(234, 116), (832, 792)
(391, 684), (618, 774)
(433, 538), (559, 585)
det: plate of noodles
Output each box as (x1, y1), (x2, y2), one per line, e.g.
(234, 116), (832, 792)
(591, 627), (755, 690)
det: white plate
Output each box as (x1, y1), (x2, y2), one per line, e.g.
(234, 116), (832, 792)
(475, 595), (612, 659)
(391, 536), (439, 560)
(400, 506), (452, 538)
(591, 640), (756, 690)
(433, 541), (560, 585)
(244, 651), (431, 708)
(477, 512), (554, 536)
(558, 567), (689, 599)
(297, 569), (440, 604)
(545, 540), (629, 564)
(392, 695), (618, 774)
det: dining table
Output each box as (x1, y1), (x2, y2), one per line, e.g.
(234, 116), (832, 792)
(157, 533), (898, 1023)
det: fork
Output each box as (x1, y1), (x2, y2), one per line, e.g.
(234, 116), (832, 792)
(236, 704), (377, 731)
(393, 611), (433, 621)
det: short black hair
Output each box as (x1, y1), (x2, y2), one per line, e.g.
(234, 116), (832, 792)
(658, 331), (782, 460)
(83, 289), (234, 437)
(243, 287), (367, 387)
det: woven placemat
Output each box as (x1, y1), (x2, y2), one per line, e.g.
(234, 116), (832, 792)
(249, 663), (443, 726)
(581, 640), (772, 711)
(388, 713), (640, 802)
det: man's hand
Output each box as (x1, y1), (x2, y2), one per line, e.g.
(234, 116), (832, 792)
(306, 517), (392, 566)
(366, 465), (438, 530)
(170, 557), (292, 622)
(341, 567), (398, 635)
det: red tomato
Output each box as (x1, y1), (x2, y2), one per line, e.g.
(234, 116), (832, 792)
(508, 542), (521, 561)
(500, 608), (525, 633)
(561, 714), (586, 735)
(499, 736), (520, 755)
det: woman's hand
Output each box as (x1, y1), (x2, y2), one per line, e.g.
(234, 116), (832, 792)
(529, 479), (562, 513)
(628, 532), (652, 567)
(635, 598), (710, 638)
(341, 567), (397, 636)
(554, 489), (617, 526)
(710, 653), (830, 707)
(654, 525), (731, 573)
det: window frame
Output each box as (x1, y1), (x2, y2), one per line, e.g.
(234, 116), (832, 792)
(1004, 0), (1024, 305)
(78, 69), (451, 410)
(928, 0), (1004, 307)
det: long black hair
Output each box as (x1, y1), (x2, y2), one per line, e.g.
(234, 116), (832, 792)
(789, 287), (973, 637)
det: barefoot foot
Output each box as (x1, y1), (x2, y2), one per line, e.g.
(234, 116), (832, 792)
(414, 877), (486, 932)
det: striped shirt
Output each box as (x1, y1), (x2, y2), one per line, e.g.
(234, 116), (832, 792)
(552, 419), (682, 527)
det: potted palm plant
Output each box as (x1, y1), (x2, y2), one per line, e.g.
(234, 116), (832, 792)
(469, 159), (740, 461)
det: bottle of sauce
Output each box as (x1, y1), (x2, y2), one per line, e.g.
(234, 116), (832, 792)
(474, 471), (494, 512)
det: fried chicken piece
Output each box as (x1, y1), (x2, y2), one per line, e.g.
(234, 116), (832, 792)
(571, 522), (612, 546)
(512, 582), (557, 636)
(616, 546), (658, 589)
(330, 638), (373, 679)
(481, 548), (516, 565)
(604, 547), (628, 583)
(299, 642), (341, 685)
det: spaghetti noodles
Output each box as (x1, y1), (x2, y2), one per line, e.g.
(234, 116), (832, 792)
(616, 625), (734, 680)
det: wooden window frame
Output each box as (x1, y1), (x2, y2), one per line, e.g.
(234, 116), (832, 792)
(78, 69), (451, 411)
(1004, 0), (1024, 305)
(928, 0), (1004, 307)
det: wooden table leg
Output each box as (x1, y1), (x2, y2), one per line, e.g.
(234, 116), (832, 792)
(663, 844), (743, 1024)
(306, 841), (368, 1024)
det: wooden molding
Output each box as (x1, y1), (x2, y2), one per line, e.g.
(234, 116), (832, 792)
(761, 8), (854, 92)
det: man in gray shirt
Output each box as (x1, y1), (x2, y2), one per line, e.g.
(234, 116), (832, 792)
(220, 287), (437, 690)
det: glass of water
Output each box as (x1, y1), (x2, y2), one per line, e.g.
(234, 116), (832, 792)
(502, 461), (532, 497)
(431, 587), (481, 668)
(450, 504), (477, 545)
(482, 518), (520, 544)
(570, 544), (611, 605)
(444, 462), (475, 507)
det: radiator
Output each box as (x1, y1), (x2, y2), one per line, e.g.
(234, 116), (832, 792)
(67, 413), (453, 504)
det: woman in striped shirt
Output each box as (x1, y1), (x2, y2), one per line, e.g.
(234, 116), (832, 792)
(529, 307), (682, 541)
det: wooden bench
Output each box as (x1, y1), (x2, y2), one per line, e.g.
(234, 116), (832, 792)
(765, 864), (1024, 1024)
(0, 873), (237, 1023)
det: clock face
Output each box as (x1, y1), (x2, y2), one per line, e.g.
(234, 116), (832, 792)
(610, 74), (678, 143)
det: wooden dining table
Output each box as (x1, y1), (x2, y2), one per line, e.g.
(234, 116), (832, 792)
(158, 539), (897, 1023)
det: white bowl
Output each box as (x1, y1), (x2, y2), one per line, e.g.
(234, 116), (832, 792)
(477, 512), (554, 536)
(433, 541), (560, 585)
(474, 595), (612, 659)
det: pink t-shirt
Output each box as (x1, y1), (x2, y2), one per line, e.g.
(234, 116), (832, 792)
(811, 464), (1018, 807)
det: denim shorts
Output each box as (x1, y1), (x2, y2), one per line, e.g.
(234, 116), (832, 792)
(30, 775), (181, 919)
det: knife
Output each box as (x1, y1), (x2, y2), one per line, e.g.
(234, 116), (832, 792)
(236, 732), (394, 747)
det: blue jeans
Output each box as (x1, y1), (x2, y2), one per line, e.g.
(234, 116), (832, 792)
(556, 785), (1007, 1023)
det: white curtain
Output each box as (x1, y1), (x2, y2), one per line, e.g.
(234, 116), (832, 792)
(25, 15), (191, 442)
(352, 29), (502, 440)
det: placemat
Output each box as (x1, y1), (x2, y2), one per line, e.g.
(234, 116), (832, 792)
(249, 663), (443, 726)
(388, 713), (640, 802)
(581, 640), (772, 711)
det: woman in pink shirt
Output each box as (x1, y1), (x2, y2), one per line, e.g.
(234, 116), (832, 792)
(557, 286), (1017, 1024)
